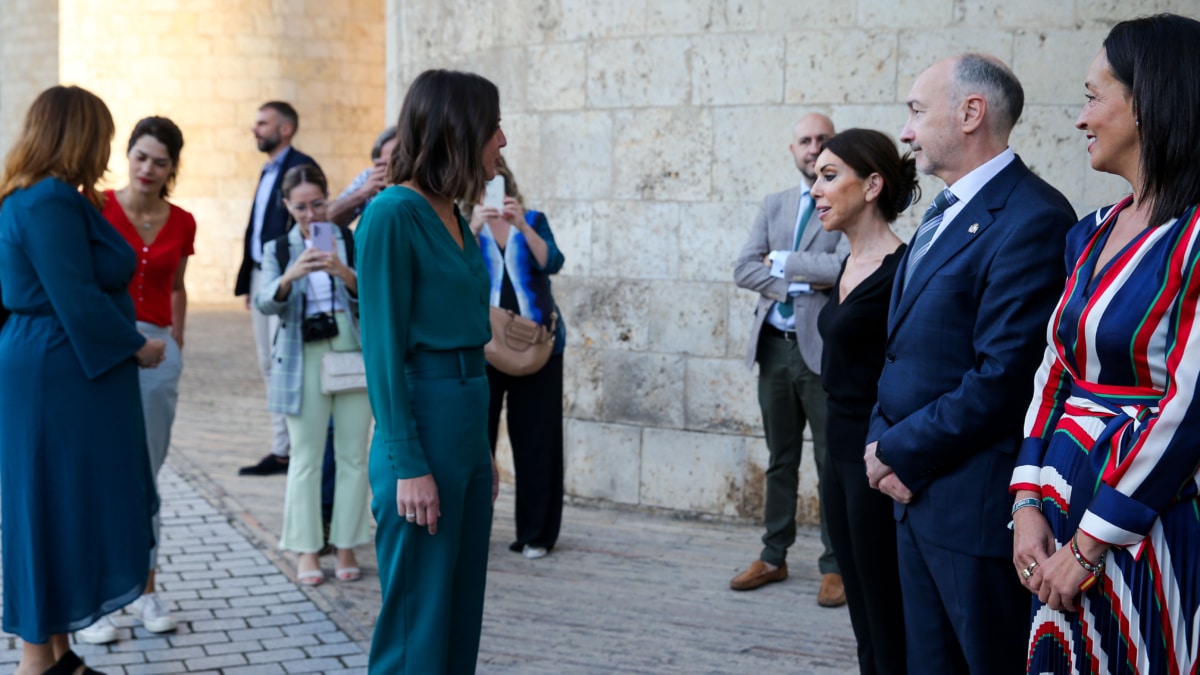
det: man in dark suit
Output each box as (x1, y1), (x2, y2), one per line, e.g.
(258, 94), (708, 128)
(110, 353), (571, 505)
(864, 54), (1076, 674)
(236, 101), (320, 475)
(731, 113), (849, 606)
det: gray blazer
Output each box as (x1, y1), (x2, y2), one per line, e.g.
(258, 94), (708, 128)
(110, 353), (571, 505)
(255, 225), (360, 415)
(733, 184), (849, 373)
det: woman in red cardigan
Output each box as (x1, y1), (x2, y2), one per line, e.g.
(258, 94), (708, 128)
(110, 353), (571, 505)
(77, 116), (196, 645)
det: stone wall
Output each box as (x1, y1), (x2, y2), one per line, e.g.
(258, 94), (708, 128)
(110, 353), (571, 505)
(388, 0), (1196, 522)
(0, 0), (58, 163)
(51, 0), (387, 301)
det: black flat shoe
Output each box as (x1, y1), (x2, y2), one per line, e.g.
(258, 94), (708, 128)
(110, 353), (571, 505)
(238, 453), (290, 476)
(43, 650), (104, 675)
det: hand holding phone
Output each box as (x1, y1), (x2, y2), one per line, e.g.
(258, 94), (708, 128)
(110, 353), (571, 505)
(310, 222), (334, 253)
(483, 176), (506, 210)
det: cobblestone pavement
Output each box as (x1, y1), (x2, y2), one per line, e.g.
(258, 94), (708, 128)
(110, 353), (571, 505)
(2, 306), (857, 674)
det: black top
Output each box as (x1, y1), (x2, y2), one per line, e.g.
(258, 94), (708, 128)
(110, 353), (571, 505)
(818, 244), (906, 406)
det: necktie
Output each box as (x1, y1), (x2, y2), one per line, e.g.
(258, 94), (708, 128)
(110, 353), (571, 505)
(777, 194), (815, 319)
(903, 188), (958, 288)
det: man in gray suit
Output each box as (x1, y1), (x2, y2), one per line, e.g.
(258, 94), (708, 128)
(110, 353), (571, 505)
(731, 113), (847, 606)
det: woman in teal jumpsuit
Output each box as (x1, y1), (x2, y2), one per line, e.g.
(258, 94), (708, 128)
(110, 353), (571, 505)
(356, 69), (507, 674)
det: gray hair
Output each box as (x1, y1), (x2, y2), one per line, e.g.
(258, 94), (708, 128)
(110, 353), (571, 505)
(370, 126), (398, 161)
(952, 54), (1024, 136)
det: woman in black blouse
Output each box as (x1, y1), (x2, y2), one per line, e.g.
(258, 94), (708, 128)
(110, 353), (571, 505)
(813, 128), (919, 675)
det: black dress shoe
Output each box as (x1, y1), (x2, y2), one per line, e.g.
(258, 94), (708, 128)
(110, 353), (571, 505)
(44, 650), (104, 674)
(238, 453), (290, 476)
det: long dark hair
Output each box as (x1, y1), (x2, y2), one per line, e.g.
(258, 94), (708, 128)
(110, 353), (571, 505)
(821, 129), (920, 223)
(128, 116), (184, 199)
(1104, 13), (1200, 226)
(389, 69), (500, 203)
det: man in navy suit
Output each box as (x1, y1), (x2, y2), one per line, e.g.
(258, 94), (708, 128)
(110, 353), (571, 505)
(864, 54), (1075, 674)
(235, 101), (321, 475)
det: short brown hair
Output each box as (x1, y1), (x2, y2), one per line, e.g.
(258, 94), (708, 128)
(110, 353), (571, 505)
(0, 85), (115, 210)
(389, 69), (500, 203)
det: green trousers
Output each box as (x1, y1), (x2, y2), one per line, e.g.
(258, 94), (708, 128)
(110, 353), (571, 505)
(369, 348), (493, 675)
(280, 313), (372, 553)
(756, 330), (839, 573)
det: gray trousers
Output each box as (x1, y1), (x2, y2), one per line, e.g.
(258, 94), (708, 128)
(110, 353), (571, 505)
(249, 268), (290, 457)
(137, 322), (182, 570)
(755, 329), (838, 573)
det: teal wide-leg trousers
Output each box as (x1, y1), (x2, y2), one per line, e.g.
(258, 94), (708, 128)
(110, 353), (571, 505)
(369, 349), (493, 675)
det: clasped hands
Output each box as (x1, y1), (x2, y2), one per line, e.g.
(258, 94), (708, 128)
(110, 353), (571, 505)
(1011, 493), (1108, 611)
(395, 460), (500, 535)
(863, 442), (913, 504)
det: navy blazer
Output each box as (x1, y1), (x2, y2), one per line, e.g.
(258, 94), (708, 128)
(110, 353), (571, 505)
(867, 156), (1076, 558)
(234, 147), (321, 296)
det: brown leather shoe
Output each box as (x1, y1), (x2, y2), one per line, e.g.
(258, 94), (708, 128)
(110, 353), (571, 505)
(817, 572), (847, 607)
(730, 560), (788, 591)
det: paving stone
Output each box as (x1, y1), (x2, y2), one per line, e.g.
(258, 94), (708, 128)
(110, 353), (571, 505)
(282, 657), (346, 673)
(124, 662), (186, 675)
(223, 665), (287, 675)
(203, 638), (266, 656)
(184, 652), (250, 670)
(246, 647), (307, 664)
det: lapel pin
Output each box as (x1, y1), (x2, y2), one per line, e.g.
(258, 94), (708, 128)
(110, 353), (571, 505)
(968, 223), (979, 234)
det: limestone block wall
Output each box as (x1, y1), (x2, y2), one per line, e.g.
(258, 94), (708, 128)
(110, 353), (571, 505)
(52, 0), (387, 301)
(389, 0), (1198, 522)
(0, 0), (59, 162)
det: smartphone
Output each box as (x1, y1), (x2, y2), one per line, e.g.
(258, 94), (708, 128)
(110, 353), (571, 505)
(483, 175), (506, 210)
(310, 222), (334, 253)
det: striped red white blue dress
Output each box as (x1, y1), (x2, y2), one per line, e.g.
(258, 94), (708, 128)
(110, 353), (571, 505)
(1011, 197), (1200, 674)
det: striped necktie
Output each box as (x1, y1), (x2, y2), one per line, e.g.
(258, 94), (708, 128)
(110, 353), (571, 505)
(903, 188), (958, 288)
(777, 194), (815, 319)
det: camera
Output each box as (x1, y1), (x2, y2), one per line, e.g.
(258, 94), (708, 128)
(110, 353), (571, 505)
(301, 312), (339, 342)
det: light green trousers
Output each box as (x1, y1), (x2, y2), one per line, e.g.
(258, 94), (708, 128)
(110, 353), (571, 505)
(280, 313), (372, 553)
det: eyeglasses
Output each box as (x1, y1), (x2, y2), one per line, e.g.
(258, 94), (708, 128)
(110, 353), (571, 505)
(287, 199), (326, 212)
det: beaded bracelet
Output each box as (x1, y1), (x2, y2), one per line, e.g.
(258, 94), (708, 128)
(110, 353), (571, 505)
(1071, 532), (1105, 591)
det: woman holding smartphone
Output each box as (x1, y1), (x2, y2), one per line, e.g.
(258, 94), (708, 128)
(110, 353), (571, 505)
(256, 164), (371, 587)
(469, 157), (567, 559)
(357, 69), (505, 674)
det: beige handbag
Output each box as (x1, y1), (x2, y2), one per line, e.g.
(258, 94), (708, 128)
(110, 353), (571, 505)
(485, 307), (557, 376)
(320, 351), (366, 394)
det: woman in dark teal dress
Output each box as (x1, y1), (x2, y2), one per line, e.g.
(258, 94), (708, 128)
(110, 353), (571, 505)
(356, 69), (506, 674)
(0, 86), (166, 674)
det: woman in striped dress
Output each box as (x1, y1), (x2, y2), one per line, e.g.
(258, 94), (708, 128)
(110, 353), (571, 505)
(1009, 14), (1200, 674)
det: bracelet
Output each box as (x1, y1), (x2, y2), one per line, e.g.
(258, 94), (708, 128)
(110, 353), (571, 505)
(1071, 533), (1105, 590)
(1011, 497), (1041, 516)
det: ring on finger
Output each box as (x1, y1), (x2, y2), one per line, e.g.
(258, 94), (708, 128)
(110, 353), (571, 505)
(405, 512), (416, 521)
(1021, 561), (1039, 580)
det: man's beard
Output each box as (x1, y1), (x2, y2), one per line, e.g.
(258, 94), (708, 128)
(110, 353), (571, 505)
(257, 134), (280, 153)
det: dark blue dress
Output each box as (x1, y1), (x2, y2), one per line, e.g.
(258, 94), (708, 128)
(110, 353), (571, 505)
(0, 178), (158, 643)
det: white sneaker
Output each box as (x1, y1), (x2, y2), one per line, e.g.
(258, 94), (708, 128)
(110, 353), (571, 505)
(522, 545), (548, 559)
(129, 592), (177, 633)
(76, 614), (118, 644)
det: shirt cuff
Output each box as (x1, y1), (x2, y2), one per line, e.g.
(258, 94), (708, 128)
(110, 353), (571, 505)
(768, 251), (788, 279)
(1009, 464), (1042, 494)
(384, 438), (430, 479)
(1077, 482), (1158, 548)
